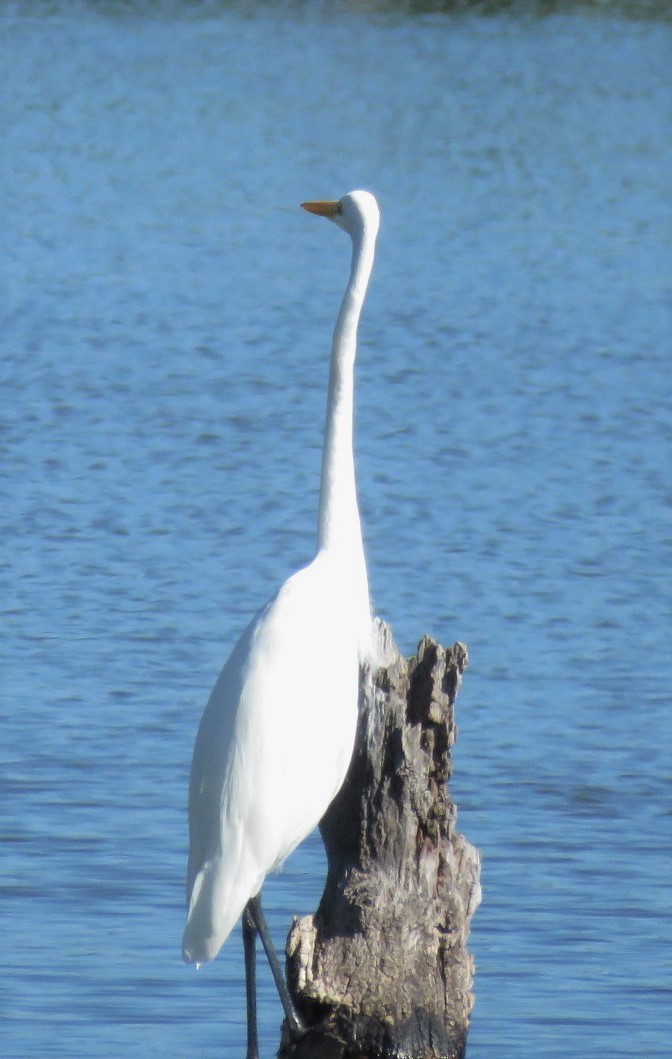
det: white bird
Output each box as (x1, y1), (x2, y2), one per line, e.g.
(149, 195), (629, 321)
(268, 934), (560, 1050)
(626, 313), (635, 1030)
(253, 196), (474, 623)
(182, 190), (380, 1056)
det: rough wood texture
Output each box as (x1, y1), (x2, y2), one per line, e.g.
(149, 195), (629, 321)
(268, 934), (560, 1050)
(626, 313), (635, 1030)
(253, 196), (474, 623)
(279, 621), (481, 1059)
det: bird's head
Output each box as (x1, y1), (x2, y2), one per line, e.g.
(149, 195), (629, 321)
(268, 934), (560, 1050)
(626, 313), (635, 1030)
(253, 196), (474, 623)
(301, 189), (380, 240)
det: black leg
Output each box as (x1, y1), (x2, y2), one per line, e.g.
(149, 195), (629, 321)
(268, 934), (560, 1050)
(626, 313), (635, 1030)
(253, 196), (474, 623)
(242, 904), (259, 1059)
(245, 894), (305, 1038)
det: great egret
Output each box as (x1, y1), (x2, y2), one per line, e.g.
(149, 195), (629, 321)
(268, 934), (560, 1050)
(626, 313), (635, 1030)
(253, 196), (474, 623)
(182, 190), (380, 1055)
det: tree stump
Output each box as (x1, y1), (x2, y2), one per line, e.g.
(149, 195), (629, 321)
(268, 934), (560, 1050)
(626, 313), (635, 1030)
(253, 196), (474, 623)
(279, 621), (481, 1059)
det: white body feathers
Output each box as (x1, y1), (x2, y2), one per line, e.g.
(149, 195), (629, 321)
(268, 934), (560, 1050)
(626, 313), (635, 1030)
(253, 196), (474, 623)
(182, 190), (380, 967)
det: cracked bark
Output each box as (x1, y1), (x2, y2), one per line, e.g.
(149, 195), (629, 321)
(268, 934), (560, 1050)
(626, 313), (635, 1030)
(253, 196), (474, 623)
(279, 621), (481, 1059)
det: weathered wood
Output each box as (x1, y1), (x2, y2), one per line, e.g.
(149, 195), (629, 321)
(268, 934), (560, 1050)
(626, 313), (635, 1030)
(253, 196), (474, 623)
(279, 621), (481, 1059)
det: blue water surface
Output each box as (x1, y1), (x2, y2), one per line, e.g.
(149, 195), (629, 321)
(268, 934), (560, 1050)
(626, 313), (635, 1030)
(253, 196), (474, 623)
(2, 2), (671, 1057)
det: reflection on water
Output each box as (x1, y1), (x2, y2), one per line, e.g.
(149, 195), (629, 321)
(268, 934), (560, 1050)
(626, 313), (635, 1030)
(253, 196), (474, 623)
(2, 2), (671, 1057)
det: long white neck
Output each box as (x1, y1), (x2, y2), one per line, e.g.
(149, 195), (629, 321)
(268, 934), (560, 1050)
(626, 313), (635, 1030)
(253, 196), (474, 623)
(317, 224), (375, 649)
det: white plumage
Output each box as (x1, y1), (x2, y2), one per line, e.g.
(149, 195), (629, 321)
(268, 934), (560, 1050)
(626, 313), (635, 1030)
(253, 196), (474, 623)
(182, 190), (380, 972)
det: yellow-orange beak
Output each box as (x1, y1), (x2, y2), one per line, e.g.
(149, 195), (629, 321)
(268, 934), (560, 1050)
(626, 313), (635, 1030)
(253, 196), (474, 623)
(300, 199), (340, 218)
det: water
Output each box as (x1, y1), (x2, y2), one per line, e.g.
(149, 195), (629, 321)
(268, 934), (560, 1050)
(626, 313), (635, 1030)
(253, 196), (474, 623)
(2, 2), (671, 1056)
